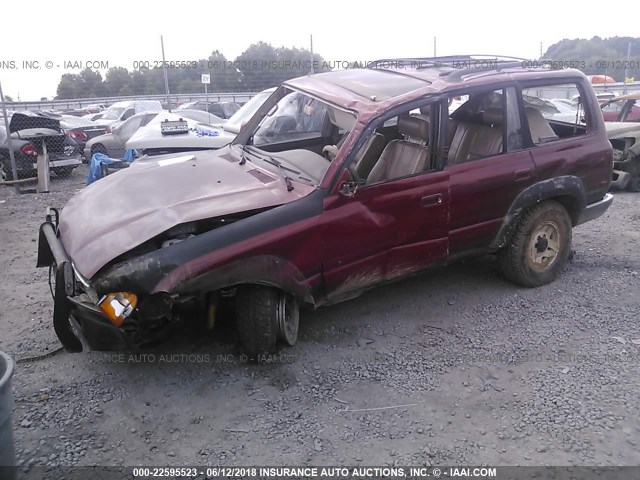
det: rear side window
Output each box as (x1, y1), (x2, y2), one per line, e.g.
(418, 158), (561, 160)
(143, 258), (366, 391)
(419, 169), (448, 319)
(520, 82), (588, 144)
(444, 88), (522, 165)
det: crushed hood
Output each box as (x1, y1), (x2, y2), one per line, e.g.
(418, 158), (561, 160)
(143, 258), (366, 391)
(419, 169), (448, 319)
(59, 147), (314, 279)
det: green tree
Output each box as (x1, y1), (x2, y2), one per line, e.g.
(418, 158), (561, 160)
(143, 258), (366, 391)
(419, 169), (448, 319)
(56, 73), (81, 99)
(105, 67), (132, 96)
(208, 50), (243, 92)
(78, 68), (106, 97)
(55, 41), (335, 97)
(118, 85), (134, 96)
(544, 36), (640, 82)
(236, 42), (279, 90)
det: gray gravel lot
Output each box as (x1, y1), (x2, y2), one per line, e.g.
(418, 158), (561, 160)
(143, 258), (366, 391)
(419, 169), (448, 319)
(0, 166), (639, 475)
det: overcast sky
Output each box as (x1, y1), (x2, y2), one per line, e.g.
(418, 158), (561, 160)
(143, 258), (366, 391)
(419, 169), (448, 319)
(1, 0), (639, 101)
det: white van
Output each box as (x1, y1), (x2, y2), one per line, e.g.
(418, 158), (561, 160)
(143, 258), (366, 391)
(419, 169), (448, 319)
(98, 100), (162, 128)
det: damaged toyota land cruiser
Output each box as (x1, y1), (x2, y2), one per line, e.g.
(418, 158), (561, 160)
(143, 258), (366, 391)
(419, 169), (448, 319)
(37, 56), (614, 359)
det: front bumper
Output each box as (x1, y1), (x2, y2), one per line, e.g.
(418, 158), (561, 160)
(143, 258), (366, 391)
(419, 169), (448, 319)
(37, 220), (130, 351)
(576, 193), (614, 226)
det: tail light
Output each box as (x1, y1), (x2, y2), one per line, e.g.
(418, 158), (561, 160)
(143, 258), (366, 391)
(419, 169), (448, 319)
(20, 144), (38, 157)
(65, 129), (88, 140)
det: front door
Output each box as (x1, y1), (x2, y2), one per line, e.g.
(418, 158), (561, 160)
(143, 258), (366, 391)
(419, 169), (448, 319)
(321, 168), (449, 301)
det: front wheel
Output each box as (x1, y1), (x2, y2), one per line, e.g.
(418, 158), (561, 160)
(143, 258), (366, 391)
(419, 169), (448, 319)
(235, 285), (299, 360)
(498, 200), (572, 287)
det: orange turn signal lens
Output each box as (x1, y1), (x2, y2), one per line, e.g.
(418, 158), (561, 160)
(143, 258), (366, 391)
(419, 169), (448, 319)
(98, 292), (138, 327)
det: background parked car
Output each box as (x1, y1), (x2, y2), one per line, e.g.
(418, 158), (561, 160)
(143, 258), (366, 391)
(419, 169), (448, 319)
(84, 111), (160, 160)
(542, 99), (580, 123)
(0, 112), (82, 180)
(58, 115), (110, 158)
(82, 112), (105, 122)
(126, 89), (275, 156)
(600, 93), (640, 122)
(98, 100), (162, 128)
(176, 101), (241, 119)
(601, 93), (640, 191)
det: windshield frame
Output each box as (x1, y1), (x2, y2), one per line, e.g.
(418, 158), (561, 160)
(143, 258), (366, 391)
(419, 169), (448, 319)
(223, 90), (274, 135)
(230, 85), (360, 189)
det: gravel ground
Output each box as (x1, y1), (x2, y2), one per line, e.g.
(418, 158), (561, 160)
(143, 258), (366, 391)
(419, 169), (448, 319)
(0, 166), (639, 476)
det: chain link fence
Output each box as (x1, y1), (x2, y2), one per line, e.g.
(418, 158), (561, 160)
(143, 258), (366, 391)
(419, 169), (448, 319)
(1, 80), (82, 191)
(0, 79), (261, 190)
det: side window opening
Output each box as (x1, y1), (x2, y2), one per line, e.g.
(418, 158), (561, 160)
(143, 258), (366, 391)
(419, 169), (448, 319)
(445, 89), (506, 165)
(353, 103), (436, 186)
(521, 82), (589, 144)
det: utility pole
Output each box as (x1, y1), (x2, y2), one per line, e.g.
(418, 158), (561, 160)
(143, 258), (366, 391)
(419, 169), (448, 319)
(434, 37), (437, 57)
(161, 35), (171, 111)
(0, 81), (20, 193)
(540, 41), (543, 59)
(624, 40), (632, 94)
(310, 34), (315, 75)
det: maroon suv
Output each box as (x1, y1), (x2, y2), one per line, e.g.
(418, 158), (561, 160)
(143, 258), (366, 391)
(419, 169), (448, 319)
(38, 56), (613, 358)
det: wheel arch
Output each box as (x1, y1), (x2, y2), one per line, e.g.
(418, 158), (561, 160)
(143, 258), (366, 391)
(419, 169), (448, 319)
(167, 254), (317, 307)
(490, 176), (586, 250)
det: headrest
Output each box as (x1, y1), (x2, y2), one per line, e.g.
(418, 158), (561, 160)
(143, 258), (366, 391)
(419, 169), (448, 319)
(398, 115), (429, 141)
(482, 108), (504, 125)
(482, 108), (503, 125)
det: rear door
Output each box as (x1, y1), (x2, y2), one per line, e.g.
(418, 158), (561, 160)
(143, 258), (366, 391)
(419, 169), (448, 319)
(445, 87), (537, 255)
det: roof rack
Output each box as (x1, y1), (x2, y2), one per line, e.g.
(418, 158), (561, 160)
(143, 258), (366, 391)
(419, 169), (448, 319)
(369, 54), (530, 70)
(369, 55), (540, 82)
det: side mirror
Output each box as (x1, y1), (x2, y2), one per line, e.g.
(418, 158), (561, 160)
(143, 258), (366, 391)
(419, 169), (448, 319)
(339, 181), (358, 198)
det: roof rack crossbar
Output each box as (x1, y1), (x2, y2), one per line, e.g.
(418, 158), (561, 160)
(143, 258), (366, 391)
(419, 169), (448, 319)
(439, 61), (528, 80)
(369, 55), (530, 70)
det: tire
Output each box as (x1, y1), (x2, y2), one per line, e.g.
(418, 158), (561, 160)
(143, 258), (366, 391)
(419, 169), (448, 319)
(0, 163), (29, 181)
(624, 156), (640, 192)
(626, 174), (640, 192)
(53, 167), (73, 178)
(91, 144), (107, 157)
(498, 200), (572, 287)
(236, 285), (298, 360)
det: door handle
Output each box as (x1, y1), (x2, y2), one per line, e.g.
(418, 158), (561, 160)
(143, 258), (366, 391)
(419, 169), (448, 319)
(421, 194), (443, 207)
(514, 168), (532, 181)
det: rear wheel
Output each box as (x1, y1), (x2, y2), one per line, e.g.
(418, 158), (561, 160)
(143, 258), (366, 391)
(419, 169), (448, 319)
(498, 200), (572, 287)
(91, 144), (108, 158)
(235, 285), (299, 360)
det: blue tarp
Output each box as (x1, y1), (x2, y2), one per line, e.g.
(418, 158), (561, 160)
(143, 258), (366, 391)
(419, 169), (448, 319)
(87, 149), (138, 185)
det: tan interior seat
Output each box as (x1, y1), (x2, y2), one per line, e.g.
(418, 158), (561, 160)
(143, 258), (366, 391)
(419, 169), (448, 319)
(366, 116), (430, 184)
(354, 133), (387, 180)
(525, 107), (559, 144)
(447, 109), (504, 164)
